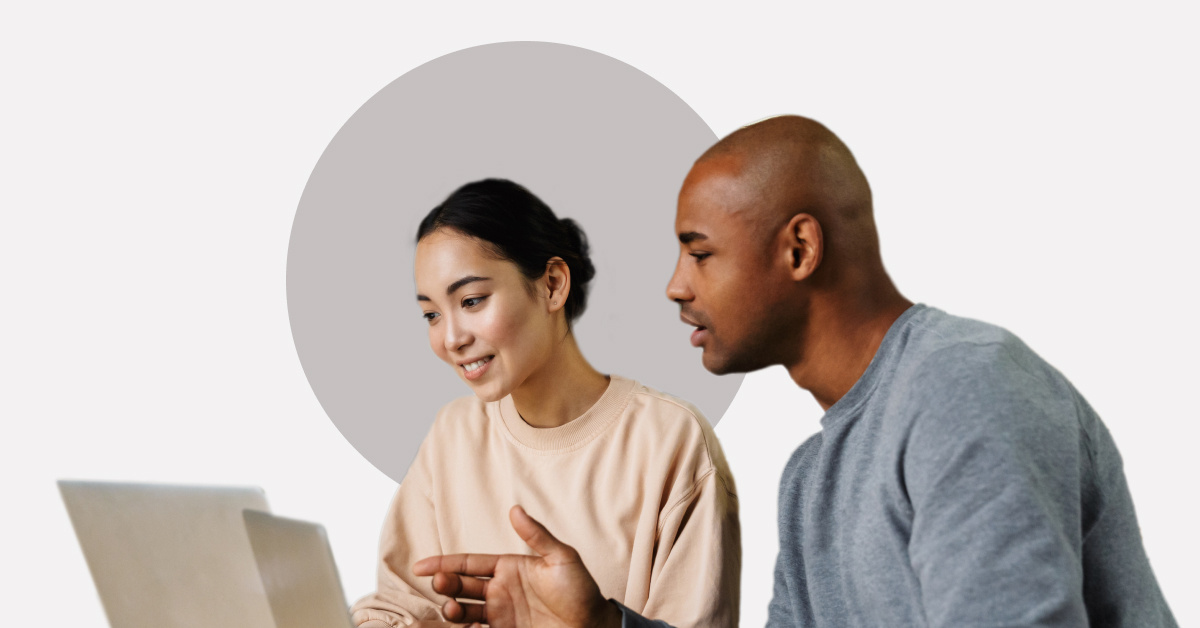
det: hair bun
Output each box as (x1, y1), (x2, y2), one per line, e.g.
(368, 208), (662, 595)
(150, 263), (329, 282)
(558, 217), (596, 286)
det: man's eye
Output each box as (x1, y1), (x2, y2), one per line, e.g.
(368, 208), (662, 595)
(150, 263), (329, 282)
(690, 252), (711, 262)
(462, 296), (488, 308)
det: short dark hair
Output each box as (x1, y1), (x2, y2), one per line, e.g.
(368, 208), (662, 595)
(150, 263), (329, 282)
(417, 179), (596, 323)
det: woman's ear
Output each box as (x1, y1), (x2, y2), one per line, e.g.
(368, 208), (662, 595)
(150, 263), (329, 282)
(544, 257), (571, 313)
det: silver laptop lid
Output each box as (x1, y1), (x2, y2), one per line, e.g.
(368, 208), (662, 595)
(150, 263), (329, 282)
(242, 509), (354, 628)
(58, 480), (275, 628)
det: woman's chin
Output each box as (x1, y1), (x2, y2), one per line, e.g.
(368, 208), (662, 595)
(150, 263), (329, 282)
(466, 380), (509, 403)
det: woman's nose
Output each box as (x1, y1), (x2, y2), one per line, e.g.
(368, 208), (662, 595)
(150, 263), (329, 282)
(443, 316), (472, 352)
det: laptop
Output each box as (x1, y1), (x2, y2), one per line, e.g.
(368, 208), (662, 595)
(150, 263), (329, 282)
(58, 480), (276, 628)
(242, 509), (356, 628)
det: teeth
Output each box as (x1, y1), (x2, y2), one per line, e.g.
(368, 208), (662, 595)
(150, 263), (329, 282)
(463, 357), (491, 372)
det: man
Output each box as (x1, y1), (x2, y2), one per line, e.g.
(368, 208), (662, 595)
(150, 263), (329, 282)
(411, 116), (1178, 627)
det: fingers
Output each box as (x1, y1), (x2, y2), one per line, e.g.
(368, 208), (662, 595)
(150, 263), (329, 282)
(431, 571), (489, 600)
(413, 553), (500, 577)
(441, 599), (487, 625)
(509, 505), (572, 560)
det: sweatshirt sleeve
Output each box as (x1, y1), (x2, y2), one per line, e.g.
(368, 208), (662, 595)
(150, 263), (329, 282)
(350, 445), (448, 627)
(902, 348), (1091, 627)
(615, 601), (677, 628)
(639, 466), (741, 628)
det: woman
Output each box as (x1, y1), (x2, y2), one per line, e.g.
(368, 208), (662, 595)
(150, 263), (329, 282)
(351, 179), (739, 628)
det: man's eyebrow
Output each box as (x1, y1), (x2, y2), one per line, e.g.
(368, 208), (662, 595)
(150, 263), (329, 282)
(415, 275), (491, 302)
(679, 231), (708, 244)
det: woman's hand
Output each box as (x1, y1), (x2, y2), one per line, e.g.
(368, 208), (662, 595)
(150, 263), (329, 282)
(413, 506), (622, 628)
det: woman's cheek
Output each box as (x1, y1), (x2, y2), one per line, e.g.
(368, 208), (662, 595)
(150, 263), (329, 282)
(488, 303), (524, 343)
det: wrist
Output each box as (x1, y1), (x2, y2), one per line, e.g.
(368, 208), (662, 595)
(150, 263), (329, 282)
(589, 598), (622, 628)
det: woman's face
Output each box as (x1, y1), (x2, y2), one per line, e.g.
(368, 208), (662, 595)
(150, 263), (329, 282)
(415, 228), (557, 402)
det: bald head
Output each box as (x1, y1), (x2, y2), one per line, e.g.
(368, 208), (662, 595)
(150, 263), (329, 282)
(669, 115), (910, 389)
(686, 115), (880, 276)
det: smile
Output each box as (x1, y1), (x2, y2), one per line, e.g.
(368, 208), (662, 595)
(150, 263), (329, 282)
(460, 356), (494, 380)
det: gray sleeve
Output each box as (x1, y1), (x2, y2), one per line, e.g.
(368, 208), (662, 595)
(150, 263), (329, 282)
(765, 549), (795, 627)
(614, 600), (676, 628)
(1076, 417), (1178, 627)
(766, 436), (819, 628)
(902, 348), (1090, 627)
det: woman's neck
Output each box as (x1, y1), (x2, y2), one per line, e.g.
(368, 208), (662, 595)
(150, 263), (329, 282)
(510, 332), (609, 428)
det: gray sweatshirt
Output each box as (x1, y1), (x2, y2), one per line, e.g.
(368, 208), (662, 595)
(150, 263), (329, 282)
(765, 304), (1176, 627)
(621, 304), (1176, 627)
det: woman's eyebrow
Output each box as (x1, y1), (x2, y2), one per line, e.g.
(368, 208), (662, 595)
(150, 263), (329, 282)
(445, 275), (490, 295)
(416, 275), (492, 302)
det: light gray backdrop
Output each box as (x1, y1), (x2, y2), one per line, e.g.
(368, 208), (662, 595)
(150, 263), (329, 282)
(287, 42), (744, 482)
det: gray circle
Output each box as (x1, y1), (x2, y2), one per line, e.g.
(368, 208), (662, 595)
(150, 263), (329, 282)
(287, 42), (744, 482)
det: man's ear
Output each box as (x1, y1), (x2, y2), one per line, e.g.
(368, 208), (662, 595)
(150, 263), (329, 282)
(544, 257), (571, 313)
(784, 213), (823, 281)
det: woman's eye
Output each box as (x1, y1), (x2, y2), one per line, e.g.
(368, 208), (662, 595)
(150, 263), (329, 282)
(690, 252), (711, 262)
(462, 296), (488, 308)
(422, 311), (439, 324)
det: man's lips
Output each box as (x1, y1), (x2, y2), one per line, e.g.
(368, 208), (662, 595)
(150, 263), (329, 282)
(680, 312), (710, 348)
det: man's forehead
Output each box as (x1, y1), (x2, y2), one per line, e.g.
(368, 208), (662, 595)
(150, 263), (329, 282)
(676, 156), (759, 233)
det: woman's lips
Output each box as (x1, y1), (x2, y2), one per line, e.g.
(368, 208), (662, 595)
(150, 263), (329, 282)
(690, 327), (709, 347)
(462, 356), (493, 381)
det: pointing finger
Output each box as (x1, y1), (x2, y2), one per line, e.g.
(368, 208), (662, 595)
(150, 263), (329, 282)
(413, 553), (500, 577)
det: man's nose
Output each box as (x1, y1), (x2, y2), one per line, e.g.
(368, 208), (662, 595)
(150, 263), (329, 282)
(666, 261), (693, 303)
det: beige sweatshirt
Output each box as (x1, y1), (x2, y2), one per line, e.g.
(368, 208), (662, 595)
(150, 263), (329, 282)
(351, 375), (740, 628)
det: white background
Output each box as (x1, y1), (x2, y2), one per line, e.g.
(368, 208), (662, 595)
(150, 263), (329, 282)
(2, 2), (1196, 626)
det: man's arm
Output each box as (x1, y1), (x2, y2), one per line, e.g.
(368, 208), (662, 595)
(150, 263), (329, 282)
(902, 350), (1090, 627)
(612, 602), (676, 628)
(764, 548), (797, 628)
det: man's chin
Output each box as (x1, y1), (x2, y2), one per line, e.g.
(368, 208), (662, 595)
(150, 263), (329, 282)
(702, 346), (769, 375)
(701, 349), (736, 376)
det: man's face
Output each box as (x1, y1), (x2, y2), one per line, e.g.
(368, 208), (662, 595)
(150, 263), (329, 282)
(666, 157), (792, 374)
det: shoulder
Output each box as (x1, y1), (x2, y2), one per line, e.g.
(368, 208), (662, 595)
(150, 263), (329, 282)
(622, 377), (721, 455)
(898, 308), (1069, 406)
(894, 309), (1085, 452)
(617, 376), (737, 498)
(783, 432), (823, 477)
(406, 394), (495, 487)
(424, 394), (493, 443)
(779, 432), (823, 502)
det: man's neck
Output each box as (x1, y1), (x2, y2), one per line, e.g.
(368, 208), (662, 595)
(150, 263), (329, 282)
(786, 290), (913, 411)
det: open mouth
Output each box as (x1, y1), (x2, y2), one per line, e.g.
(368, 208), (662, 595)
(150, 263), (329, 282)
(680, 311), (710, 348)
(461, 356), (494, 380)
